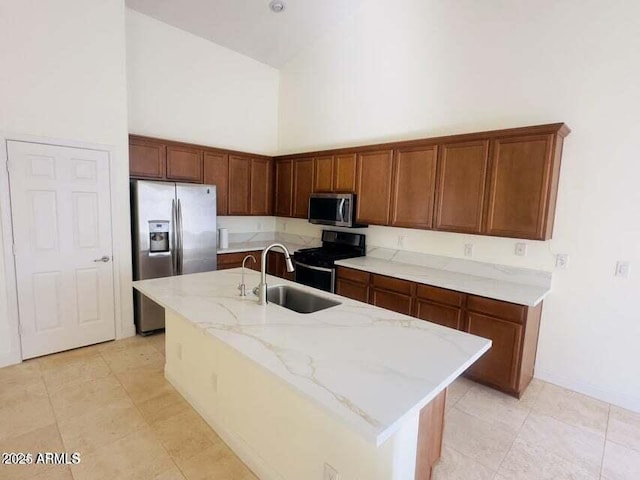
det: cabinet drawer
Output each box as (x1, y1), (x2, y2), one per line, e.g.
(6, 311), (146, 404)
(416, 284), (465, 307)
(336, 279), (369, 303)
(414, 300), (463, 330)
(370, 288), (413, 315)
(466, 295), (525, 323)
(371, 274), (414, 295)
(336, 267), (370, 285)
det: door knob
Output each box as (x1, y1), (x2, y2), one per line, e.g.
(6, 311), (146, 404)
(94, 256), (111, 263)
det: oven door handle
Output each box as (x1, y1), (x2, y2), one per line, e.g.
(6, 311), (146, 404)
(294, 261), (334, 273)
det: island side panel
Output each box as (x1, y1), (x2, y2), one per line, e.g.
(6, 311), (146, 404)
(164, 310), (423, 480)
(414, 390), (446, 480)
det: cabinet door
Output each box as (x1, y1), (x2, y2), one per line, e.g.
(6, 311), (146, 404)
(334, 153), (357, 192)
(166, 145), (203, 182)
(465, 312), (522, 391)
(293, 157), (314, 218)
(435, 140), (489, 234)
(250, 158), (273, 215)
(336, 279), (369, 303)
(391, 146), (438, 229)
(370, 288), (413, 315)
(314, 155), (334, 192)
(484, 134), (554, 239)
(356, 150), (394, 225)
(129, 138), (166, 179)
(203, 152), (229, 216)
(275, 159), (294, 217)
(414, 300), (463, 330)
(228, 155), (251, 215)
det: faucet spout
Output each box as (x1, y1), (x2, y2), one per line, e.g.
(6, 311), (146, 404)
(257, 243), (294, 305)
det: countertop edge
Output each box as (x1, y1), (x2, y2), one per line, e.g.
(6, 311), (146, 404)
(334, 259), (550, 307)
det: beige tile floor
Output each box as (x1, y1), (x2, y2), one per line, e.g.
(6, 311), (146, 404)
(0, 334), (638, 480)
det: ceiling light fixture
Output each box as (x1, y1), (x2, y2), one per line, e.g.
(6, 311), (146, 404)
(269, 0), (285, 13)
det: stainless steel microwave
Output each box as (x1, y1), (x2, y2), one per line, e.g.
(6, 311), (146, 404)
(308, 193), (363, 227)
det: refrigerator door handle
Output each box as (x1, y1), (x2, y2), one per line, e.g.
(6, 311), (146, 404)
(171, 199), (178, 275)
(177, 198), (184, 275)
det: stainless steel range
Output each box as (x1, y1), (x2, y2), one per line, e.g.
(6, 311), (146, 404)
(293, 230), (366, 293)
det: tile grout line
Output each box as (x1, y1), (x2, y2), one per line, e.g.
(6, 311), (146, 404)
(99, 337), (190, 480)
(37, 359), (76, 480)
(599, 403), (611, 478)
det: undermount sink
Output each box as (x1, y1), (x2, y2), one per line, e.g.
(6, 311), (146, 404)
(266, 285), (341, 314)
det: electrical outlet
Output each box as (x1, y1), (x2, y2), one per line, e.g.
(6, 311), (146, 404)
(615, 261), (631, 278)
(464, 244), (474, 257)
(257, 222), (263, 231)
(515, 243), (527, 257)
(398, 235), (406, 248)
(176, 343), (182, 361)
(323, 463), (340, 480)
(555, 253), (569, 269)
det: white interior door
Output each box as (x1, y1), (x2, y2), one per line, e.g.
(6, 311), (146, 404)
(7, 140), (116, 359)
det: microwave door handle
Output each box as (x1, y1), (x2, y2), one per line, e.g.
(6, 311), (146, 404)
(338, 198), (346, 223)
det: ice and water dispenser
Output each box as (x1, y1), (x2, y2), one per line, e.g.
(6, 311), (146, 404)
(148, 220), (170, 253)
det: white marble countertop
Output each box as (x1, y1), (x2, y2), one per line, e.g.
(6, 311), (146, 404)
(133, 270), (490, 446)
(335, 257), (551, 306)
(217, 240), (312, 255)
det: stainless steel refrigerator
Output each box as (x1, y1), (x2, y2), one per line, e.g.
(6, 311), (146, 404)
(131, 180), (217, 334)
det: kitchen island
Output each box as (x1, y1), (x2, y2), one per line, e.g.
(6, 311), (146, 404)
(134, 269), (490, 480)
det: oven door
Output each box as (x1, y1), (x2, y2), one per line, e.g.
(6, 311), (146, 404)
(294, 261), (336, 293)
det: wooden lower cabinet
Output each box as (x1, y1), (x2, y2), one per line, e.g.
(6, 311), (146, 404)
(336, 279), (369, 303)
(335, 267), (541, 397)
(464, 313), (522, 391)
(266, 251), (295, 281)
(217, 250), (262, 271)
(414, 300), (464, 330)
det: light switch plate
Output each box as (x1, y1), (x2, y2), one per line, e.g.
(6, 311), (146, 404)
(464, 244), (474, 257)
(555, 253), (569, 269)
(615, 261), (631, 278)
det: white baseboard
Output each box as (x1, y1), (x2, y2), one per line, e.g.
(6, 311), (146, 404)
(165, 369), (285, 480)
(535, 368), (640, 413)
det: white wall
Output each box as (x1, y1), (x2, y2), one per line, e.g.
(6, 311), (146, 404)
(278, 0), (640, 410)
(0, 0), (133, 365)
(126, 9), (279, 155)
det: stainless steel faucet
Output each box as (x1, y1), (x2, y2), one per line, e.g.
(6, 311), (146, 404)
(238, 254), (256, 296)
(256, 243), (294, 305)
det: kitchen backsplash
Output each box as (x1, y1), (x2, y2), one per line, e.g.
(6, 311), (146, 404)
(276, 217), (558, 273)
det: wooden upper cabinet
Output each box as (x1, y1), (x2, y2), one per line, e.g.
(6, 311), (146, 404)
(129, 138), (166, 179)
(356, 150), (394, 225)
(275, 159), (294, 217)
(434, 140), (489, 234)
(334, 153), (357, 192)
(203, 151), (229, 216)
(250, 158), (273, 216)
(228, 155), (251, 215)
(293, 157), (314, 218)
(166, 145), (203, 182)
(314, 155), (334, 192)
(391, 146), (438, 229)
(484, 134), (556, 239)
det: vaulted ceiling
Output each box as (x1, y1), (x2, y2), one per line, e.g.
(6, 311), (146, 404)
(126, 0), (364, 68)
